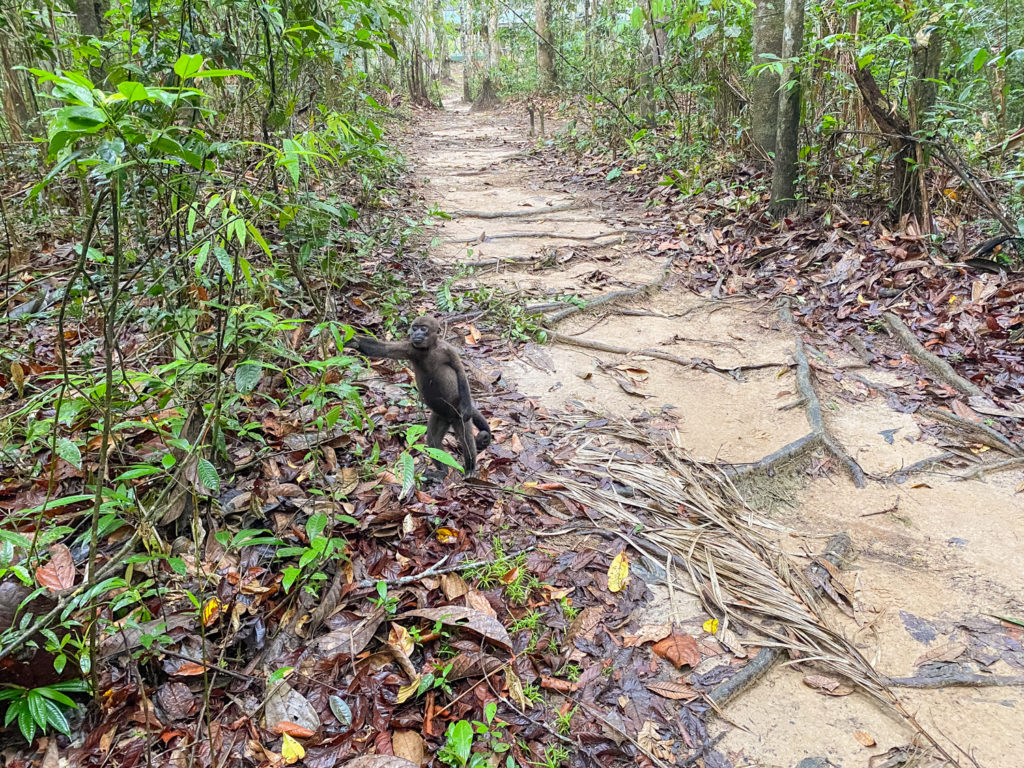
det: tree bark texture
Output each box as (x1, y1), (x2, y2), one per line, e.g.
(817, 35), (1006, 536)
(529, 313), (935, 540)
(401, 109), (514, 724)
(535, 0), (556, 93)
(768, 0), (804, 217)
(751, 0), (783, 154)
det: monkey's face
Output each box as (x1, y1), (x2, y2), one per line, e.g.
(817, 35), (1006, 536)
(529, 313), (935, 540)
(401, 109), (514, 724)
(410, 317), (438, 349)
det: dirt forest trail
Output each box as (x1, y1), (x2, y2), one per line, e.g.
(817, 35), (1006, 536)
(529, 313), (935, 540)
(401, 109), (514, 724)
(401, 93), (1024, 767)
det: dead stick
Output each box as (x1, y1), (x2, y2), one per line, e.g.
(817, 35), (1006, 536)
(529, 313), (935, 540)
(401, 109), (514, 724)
(883, 313), (984, 398)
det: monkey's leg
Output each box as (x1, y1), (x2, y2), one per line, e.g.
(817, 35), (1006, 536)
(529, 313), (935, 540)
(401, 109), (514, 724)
(452, 416), (478, 476)
(425, 412), (452, 475)
(469, 409), (492, 450)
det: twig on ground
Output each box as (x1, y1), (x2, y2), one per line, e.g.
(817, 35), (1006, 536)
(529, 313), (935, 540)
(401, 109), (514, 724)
(883, 313), (984, 398)
(886, 668), (1024, 689)
(878, 452), (958, 484)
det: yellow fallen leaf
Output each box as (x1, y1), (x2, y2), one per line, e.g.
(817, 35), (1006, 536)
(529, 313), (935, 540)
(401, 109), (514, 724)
(10, 362), (25, 398)
(607, 552), (630, 593)
(396, 675), (421, 704)
(703, 618), (719, 634)
(436, 527), (458, 544)
(281, 732), (305, 764)
(202, 598), (221, 626)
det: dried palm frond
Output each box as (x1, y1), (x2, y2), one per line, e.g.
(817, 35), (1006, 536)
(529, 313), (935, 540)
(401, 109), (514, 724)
(543, 422), (961, 766)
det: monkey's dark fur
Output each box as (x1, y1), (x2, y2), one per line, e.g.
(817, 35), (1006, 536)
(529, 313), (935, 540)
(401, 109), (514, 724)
(347, 315), (492, 475)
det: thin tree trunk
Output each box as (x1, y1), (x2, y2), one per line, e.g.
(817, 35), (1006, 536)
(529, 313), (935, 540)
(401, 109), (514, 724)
(751, 0), (783, 154)
(487, 10), (501, 70)
(768, 0), (804, 217)
(535, 0), (555, 93)
(461, 0), (472, 101)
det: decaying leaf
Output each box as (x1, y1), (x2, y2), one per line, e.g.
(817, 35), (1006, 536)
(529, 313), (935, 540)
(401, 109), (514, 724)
(913, 641), (967, 667)
(399, 606), (512, 649)
(506, 666), (531, 710)
(35, 544), (75, 592)
(607, 551), (630, 592)
(802, 674), (854, 696)
(392, 730), (426, 765)
(645, 680), (698, 701)
(652, 633), (701, 669)
(854, 730), (876, 747)
(623, 623), (672, 647)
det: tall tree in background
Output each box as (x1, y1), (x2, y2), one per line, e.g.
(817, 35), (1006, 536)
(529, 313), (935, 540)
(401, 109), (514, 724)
(535, 0), (555, 92)
(769, 0), (804, 216)
(750, 0), (783, 154)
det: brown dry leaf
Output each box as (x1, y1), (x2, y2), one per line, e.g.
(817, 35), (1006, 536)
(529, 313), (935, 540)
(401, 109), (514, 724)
(950, 400), (981, 422)
(464, 324), (482, 345)
(170, 661), (207, 677)
(392, 730), (426, 766)
(645, 680), (698, 701)
(441, 573), (470, 600)
(338, 466), (359, 495)
(36, 544), (75, 592)
(623, 623), (672, 647)
(913, 641), (967, 667)
(155, 682), (195, 720)
(506, 667), (531, 710)
(636, 721), (674, 760)
(399, 606), (511, 649)
(803, 674), (854, 696)
(464, 589), (496, 617)
(388, 623), (415, 657)
(854, 730), (876, 747)
(607, 551), (630, 592)
(652, 633), (701, 669)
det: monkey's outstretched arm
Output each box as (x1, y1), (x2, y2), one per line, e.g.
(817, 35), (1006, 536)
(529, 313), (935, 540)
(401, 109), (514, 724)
(347, 336), (415, 360)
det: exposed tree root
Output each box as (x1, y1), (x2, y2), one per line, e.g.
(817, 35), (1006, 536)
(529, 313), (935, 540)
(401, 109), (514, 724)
(920, 406), (1022, 457)
(886, 667), (1024, 689)
(545, 331), (784, 380)
(883, 313), (984, 398)
(445, 228), (647, 245)
(725, 433), (821, 480)
(955, 456), (1024, 481)
(878, 452), (958, 484)
(451, 201), (580, 219)
(707, 533), (853, 707)
(543, 256), (675, 324)
(791, 331), (867, 488)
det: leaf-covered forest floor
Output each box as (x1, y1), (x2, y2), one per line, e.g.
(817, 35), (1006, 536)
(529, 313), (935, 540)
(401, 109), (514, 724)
(399, 89), (1024, 767)
(1, 81), (1023, 768)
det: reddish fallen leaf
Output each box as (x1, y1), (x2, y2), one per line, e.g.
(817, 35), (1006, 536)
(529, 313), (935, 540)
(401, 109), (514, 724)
(540, 675), (576, 693)
(36, 544), (75, 591)
(652, 633), (701, 668)
(802, 674), (854, 696)
(170, 662), (207, 677)
(274, 722), (316, 738)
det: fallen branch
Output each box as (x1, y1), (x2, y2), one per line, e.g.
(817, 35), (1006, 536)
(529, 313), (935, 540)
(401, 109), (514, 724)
(879, 452), (957, 484)
(707, 533), (853, 707)
(451, 201), (579, 219)
(920, 407), (1022, 457)
(546, 330), (784, 380)
(544, 256), (675, 324)
(445, 228), (646, 244)
(883, 313), (984, 398)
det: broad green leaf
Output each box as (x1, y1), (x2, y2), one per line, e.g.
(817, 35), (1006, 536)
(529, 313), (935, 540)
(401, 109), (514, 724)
(606, 167), (622, 181)
(235, 362), (263, 393)
(214, 247), (234, 283)
(397, 452), (415, 497)
(192, 68), (254, 79)
(117, 81), (150, 103)
(196, 458), (220, 495)
(174, 53), (205, 80)
(306, 512), (328, 540)
(422, 447), (462, 471)
(55, 437), (82, 469)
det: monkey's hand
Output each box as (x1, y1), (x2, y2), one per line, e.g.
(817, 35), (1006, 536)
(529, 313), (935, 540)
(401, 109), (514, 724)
(344, 335), (366, 353)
